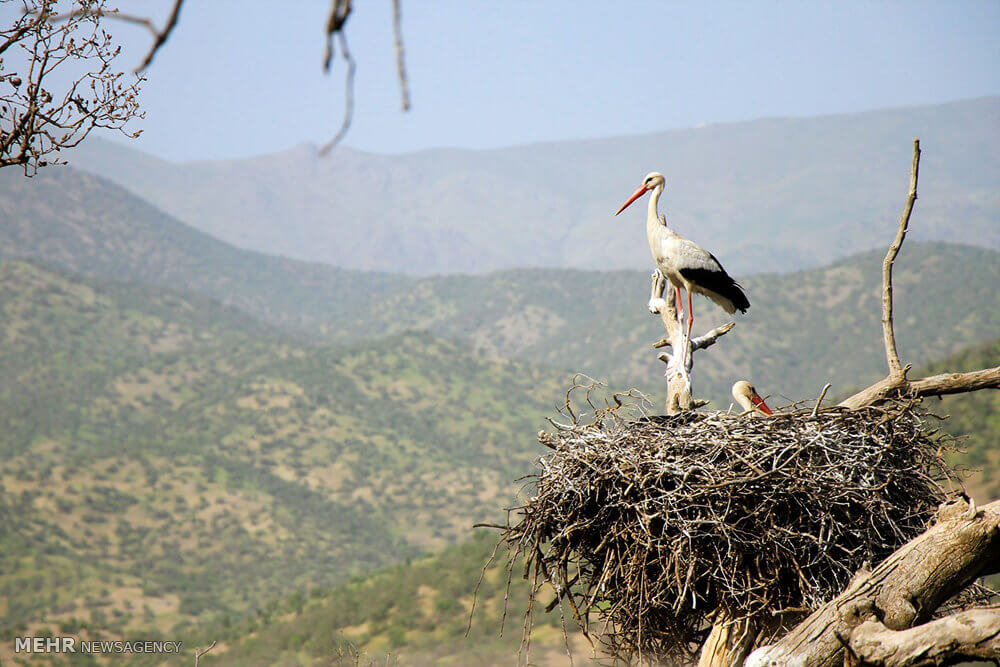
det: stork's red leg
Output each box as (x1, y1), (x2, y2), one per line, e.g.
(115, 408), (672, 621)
(686, 290), (694, 340)
(674, 286), (683, 323)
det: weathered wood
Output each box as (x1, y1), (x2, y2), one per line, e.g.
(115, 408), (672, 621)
(746, 497), (1000, 667)
(840, 365), (1000, 409)
(849, 607), (1000, 666)
(697, 614), (759, 667)
(649, 270), (734, 415)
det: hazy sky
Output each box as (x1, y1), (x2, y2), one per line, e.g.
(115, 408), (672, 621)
(27, 0), (1000, 161)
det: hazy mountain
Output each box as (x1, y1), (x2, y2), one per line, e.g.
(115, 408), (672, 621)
(0, 166), (401, 333)
(68, 97), (1000, 275)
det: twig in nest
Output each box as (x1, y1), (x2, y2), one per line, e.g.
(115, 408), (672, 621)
(812, 383), (832, 417)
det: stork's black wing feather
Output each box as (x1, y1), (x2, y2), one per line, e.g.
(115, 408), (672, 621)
(680, 256), (750, 314)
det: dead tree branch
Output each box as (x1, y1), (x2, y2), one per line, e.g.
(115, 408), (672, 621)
(318, 31), (355, 156)
(841, 139), (1000, 409)
(391, 0), (410, 111)
(842, 365), (1000, 410)
(849, 607), (1000, 666)
(649, 270), (735, 414)
(36, 0), (184, 73)
(882, 139), (920, 382)
(135, 0), (183, 72)
(193, 640), (216, 667)
(747, 496), (1000, 667)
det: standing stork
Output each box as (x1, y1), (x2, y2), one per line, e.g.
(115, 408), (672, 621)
(731, 380), (773, 416)
(615, 172), (750, 350)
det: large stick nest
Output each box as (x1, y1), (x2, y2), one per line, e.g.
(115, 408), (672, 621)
(499, 390), (956, 662)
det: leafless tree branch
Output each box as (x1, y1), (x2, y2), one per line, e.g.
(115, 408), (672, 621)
(1, 0), (143, 175)
(841, 139), (1000, 409)
(318, 31), (355, 156)
(882, 139), (921, 382)
(193, 640), (216, 667)
(391, 0), (410, 111)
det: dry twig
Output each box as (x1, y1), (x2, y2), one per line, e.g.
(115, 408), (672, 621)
(841, 139), (1000, 408)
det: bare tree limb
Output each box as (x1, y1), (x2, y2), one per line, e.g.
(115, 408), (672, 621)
(1, 0), (143, 175)
(391, 0), (410, 111)
(841, 366), (1000, 410)
(136, 0), (184, 72)
(747, 497), (1000, 667)
(318, 31), (355, 156)
(648, 270), (736, 414)
(41, 0), (184, 73)
(323, 0), (352, 72)
(849, 607), (1000, 666)
(193, 640), (216, 667)
(882, 139), (921, 382)
(840, 139), (1000, 409)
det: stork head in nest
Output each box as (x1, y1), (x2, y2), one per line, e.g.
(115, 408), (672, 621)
(615, 172), (666, 215)
(732, 380), (773, 416)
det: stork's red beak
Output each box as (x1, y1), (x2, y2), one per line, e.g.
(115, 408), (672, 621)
(751, 392), (773, 416)
(615, 184), (649, 215)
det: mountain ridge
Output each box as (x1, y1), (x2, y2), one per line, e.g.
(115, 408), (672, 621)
(67, 97), (1000, 275)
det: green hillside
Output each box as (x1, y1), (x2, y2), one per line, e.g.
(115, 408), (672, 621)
(0, 167), (402, 333)
(201, 339), (1000, 667)
(3, 167), (997, 411)
(0, 261), (566, 651)
(335, 242), (1000, 407)
(922, 337), (1000, 499)
(195, 531), (589, 666)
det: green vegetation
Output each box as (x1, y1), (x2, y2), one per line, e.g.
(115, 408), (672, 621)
(194, 531), (588, 666)
(0, 260), (567, 648)
(333, 242), (1000, 406)
(920, 336), (1000, 499)
(1, 166), (997, 664)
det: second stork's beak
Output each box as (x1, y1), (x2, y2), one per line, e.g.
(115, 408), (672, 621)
(750, 390), (773, 416)
(615, 184), (649, 215)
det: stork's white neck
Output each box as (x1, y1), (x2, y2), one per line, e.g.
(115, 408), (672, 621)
(647, 183), (673, 234)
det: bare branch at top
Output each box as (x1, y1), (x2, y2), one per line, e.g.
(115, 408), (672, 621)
(881, 138), (921, 382)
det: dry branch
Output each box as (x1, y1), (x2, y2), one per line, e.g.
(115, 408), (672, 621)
(746, 497), (1000, 667)
(649, 270), (735, 414)
(849, 607), (1000, 666)
(882, 139), (921, 382)
(841, 138), (1000, 409)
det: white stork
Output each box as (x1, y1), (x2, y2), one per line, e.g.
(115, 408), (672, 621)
(615, 172), (750, 344)
(731, 380), (774, 416)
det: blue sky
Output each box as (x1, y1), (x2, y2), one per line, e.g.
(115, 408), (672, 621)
(39, 0), (1000, 161)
